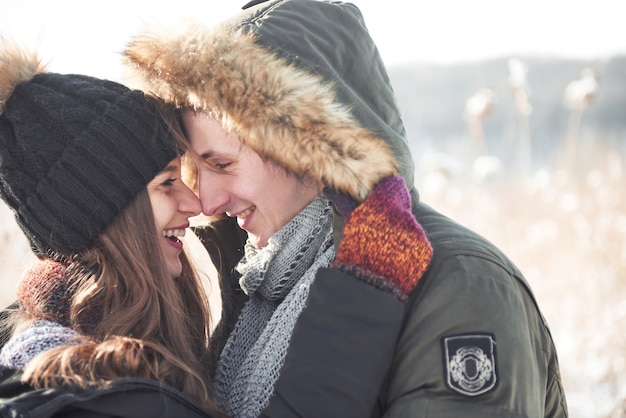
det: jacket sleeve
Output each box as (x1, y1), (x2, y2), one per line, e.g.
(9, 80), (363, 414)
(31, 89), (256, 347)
(379, 254), (568, 418)
(261, 268), (404, 418)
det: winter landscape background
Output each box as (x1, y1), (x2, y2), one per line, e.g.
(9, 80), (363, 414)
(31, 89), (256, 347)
(0, 3), (625, 414)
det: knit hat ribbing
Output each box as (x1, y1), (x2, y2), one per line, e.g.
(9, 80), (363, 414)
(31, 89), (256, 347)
(0, 50), (178, 256)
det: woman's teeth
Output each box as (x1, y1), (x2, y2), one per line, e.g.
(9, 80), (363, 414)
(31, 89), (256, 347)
(162, 228), (186, 238)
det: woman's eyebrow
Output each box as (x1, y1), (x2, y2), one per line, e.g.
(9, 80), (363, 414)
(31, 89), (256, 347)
(159, 165), (178, 174)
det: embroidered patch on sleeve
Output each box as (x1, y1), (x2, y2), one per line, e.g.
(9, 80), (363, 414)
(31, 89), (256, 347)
(441, 332), (498, 396)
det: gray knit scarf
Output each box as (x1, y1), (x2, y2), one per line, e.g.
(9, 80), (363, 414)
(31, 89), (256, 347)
(213, 195), (335, 418)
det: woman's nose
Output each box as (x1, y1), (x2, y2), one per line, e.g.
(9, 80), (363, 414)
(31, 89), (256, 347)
(179, 184), (202, 217)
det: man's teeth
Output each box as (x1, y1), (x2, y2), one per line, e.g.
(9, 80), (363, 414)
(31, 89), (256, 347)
(162, 228), (186, 238)
(238, 207), (254, 219)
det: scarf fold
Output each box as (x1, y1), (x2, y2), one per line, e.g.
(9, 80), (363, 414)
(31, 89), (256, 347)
(213, 195), (335, 417)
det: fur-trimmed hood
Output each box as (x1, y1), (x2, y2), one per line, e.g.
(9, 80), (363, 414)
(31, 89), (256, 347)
(123, 0), (416, 202)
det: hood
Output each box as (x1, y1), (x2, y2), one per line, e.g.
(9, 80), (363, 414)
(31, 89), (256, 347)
(123, 0), (416, 202)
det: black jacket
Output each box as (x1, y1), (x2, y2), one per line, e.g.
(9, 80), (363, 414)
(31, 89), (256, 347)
(0, 366), (218, 418)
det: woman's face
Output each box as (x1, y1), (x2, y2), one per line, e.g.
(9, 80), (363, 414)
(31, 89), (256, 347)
(181, 111), (323, 249)
(147, 157), (202, 279)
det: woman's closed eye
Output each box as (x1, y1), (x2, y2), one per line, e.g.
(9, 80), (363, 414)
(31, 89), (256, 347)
(162, 178), (177, 186)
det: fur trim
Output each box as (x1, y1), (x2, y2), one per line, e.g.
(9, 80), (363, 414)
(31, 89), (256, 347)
(0, 38), (46, 114)
(123, 20), (397, 201)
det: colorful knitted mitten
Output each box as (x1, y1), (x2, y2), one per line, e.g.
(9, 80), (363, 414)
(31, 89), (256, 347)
(324, 176), (433, 301)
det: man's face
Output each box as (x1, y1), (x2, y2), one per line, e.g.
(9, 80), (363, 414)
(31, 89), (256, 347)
(182, 111), (322, 248)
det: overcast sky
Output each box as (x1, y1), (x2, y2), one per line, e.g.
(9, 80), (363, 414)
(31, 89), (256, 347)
(1, 0), (624, 80)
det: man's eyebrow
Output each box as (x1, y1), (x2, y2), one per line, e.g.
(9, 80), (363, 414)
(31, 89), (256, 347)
(200, 150), (236, 159)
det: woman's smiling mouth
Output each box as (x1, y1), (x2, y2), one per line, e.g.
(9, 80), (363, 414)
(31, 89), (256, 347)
(162, 227), (187, 250)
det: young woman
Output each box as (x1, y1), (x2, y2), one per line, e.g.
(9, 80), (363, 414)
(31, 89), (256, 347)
(0, 39), (224, 416)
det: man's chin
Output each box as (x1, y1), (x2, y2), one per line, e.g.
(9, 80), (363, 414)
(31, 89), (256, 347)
(248, 234), (268, 249)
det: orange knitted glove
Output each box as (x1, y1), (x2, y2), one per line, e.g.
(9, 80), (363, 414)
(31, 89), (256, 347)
(324, 176), (433, 301)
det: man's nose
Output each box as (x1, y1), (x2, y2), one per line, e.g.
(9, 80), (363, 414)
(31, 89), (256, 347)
(197, 174), (231, 216)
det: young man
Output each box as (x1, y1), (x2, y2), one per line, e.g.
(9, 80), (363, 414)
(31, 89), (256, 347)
(124, 0), (568, 416)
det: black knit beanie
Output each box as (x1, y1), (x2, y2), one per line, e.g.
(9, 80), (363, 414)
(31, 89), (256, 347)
(0, 49), (178, 257)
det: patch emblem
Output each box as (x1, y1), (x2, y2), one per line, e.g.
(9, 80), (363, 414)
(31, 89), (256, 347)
(441, 333), (497, 396)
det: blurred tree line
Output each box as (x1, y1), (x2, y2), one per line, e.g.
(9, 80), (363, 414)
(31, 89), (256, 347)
(388, 55), (626, 168)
